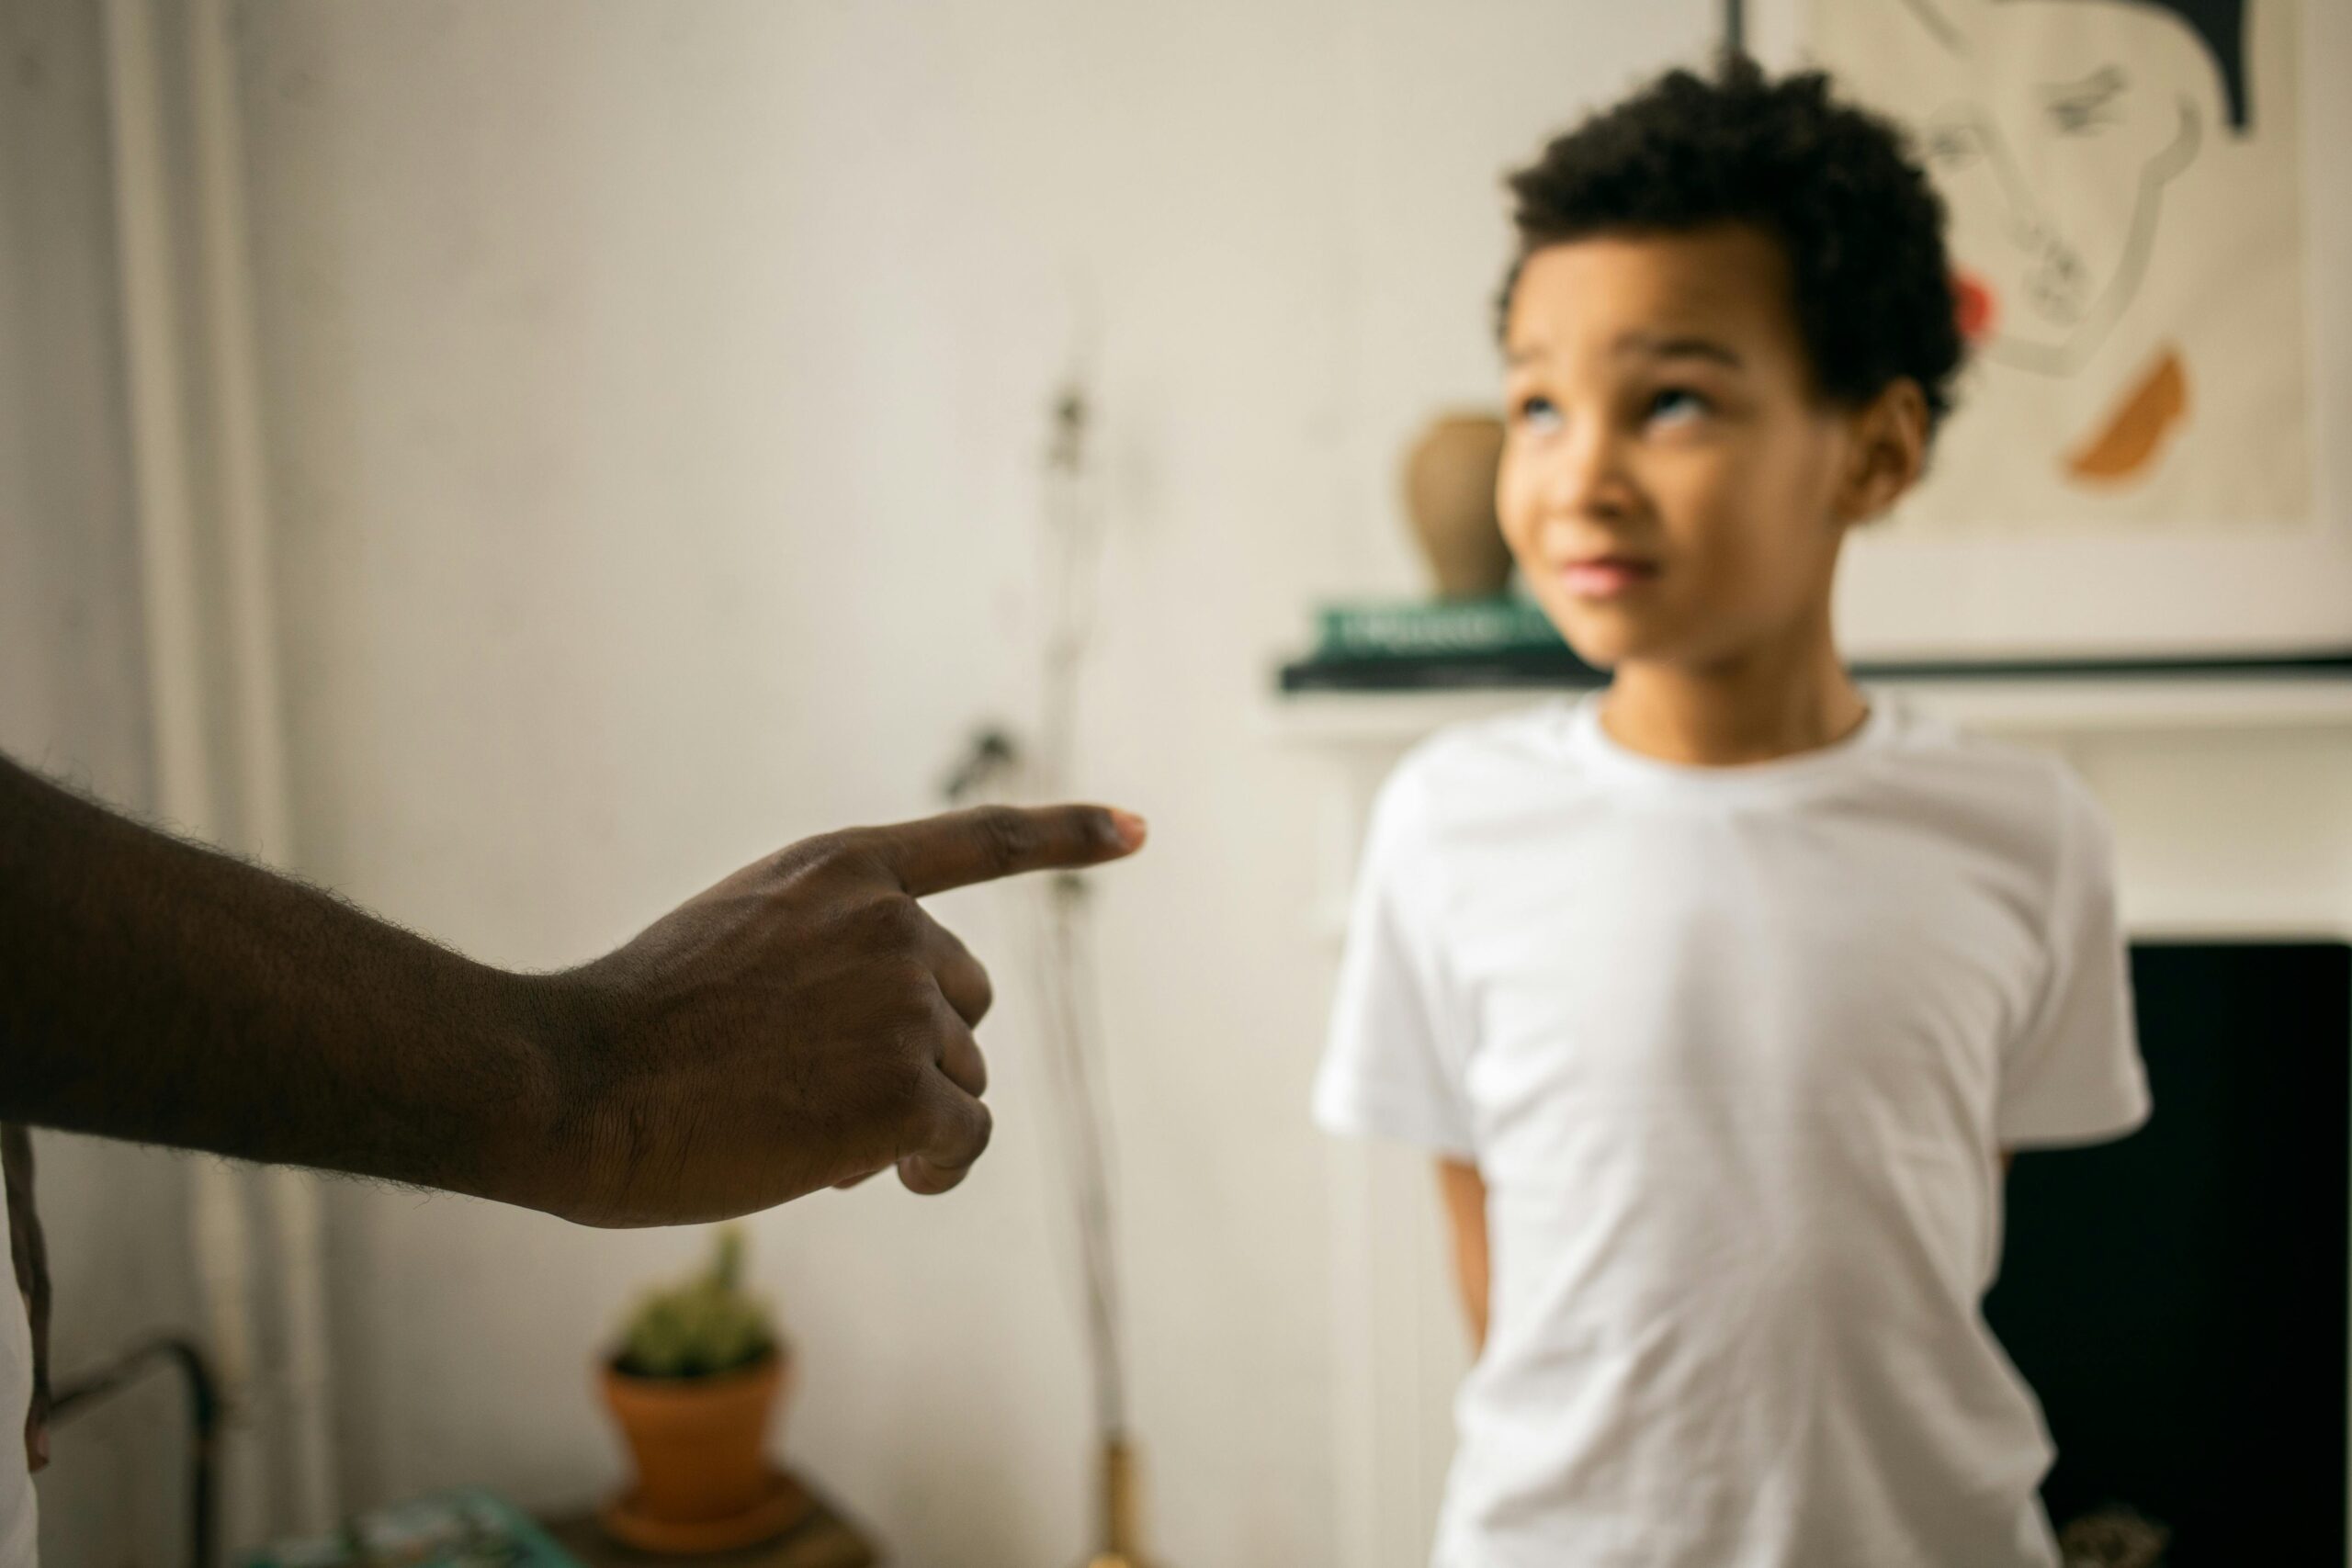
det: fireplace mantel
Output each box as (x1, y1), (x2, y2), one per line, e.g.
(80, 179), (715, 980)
(1270, 671), (2352, 944)
(1266, 671), (2352, 749)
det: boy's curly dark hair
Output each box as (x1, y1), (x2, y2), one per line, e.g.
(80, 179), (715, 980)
(1501, 54), (1965, 433)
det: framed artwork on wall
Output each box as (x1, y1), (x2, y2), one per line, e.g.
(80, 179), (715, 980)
(1735, 0), (2352, 663)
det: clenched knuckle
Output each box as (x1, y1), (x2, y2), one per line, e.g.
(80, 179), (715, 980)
(891, 966), (943, 1026)
(859, 1050), (922, 1126)
(862, 893), (924, 947)
(886, 1015), (937, 1075)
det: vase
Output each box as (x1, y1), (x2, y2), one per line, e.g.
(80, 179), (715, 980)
(1402, 412), (1511, 600)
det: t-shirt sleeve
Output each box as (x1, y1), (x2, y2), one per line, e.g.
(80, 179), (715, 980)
(1996, 771), (2152, 1149)
(1312, 761), (1477, 1159)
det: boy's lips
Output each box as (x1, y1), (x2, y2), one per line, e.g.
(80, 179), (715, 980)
(1559, 557), (1660, 601)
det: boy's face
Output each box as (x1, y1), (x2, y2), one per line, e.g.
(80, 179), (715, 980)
(1498, 225), (1874, 671)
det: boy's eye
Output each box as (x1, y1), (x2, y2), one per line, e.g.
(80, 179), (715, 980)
(1513, 395), (1563, 434)
(1645, 387), (1709, 426)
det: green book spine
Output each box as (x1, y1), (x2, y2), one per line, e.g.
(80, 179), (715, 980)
(1316, 598), (1564, 658)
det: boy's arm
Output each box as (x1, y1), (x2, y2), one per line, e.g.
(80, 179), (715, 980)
(1437, 1156), (1490, 1351)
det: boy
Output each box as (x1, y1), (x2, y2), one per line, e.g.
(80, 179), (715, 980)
(1313, 59), (2149, 1568)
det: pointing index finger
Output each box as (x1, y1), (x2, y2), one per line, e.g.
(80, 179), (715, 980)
(870, 804), (1148, 897)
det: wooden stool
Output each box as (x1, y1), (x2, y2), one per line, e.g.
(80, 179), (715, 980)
(540, 1474), (879, 1568)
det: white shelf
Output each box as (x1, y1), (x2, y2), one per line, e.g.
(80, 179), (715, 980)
(1265, 673), (2352, 749)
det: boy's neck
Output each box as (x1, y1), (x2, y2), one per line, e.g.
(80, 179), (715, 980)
(1600, 621), (1867, 769)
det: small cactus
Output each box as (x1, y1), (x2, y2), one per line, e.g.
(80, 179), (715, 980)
(616, 1225), (778, 1380)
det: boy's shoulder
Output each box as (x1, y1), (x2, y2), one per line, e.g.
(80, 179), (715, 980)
(1395, 699), (1580, 779)
(1356, 702), (1580, 866)
(1853, 702), (2118, 904)
(1876, 699), (2105, 825)
(1378, 700), (1586, 820)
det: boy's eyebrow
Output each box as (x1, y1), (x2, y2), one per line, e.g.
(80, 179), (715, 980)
(1505, 334), (1746, 370)
(1496, 338), (1740, 371)
(1613, 331), (1744, 368)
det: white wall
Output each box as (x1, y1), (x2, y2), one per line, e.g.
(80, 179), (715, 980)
(0, 3), (208, 1564)
(224, 2), (1713, 1562)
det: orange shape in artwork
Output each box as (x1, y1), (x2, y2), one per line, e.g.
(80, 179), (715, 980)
(2065, 347), (2189, 485)
(1952, 269), (1996, 344)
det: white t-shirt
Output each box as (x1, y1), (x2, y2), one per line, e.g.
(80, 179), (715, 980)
(0, 1194), (35, 1567)
(1314, 694), (2149, 1568)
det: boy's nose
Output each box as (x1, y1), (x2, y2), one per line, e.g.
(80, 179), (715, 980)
(1542, 426), (1636, 524)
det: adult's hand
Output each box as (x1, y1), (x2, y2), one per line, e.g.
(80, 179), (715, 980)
(541, 805), (1147, 1226)
(0, 754), (1143, 1231)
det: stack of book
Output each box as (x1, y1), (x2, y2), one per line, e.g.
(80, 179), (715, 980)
(1282, 597), (1605, 692)
(245, 1491), (581, 1568)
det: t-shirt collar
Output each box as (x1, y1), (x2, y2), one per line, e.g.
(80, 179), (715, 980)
(1558, 688), (1897, 799)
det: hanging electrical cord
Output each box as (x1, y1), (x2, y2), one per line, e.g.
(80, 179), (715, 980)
(51, 1336), (221, 1568)
(938, 376), (1150, 1565)
(1034, 385), (1128, 1448)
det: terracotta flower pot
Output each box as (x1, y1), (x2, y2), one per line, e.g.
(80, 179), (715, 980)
(602, 1350), (789, 1524)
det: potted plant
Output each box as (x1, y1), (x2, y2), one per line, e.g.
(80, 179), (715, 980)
(599, 1226), (800, 1551)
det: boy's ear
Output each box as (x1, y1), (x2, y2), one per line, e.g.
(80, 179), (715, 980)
(1837, 379), (1929, 526)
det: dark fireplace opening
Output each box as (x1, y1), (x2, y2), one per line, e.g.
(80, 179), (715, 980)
(1985, 942), (2351, 1567)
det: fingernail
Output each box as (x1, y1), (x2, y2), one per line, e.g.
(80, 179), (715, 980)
(1108, 809), (1148, 851)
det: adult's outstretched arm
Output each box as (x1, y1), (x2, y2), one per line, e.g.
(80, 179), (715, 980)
(0, 754), (1144, 1226)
